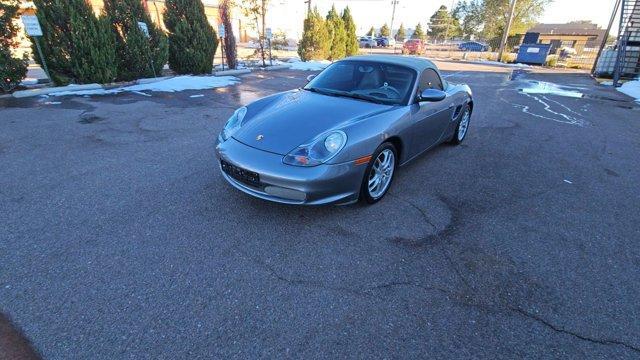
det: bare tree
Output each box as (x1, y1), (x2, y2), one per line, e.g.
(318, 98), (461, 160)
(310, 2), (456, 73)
(241, 0), (269, 66)
(219, 0), (237, 69)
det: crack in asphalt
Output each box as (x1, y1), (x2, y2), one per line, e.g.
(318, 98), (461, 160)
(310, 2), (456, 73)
(386, 193), (439, 232)
(230, 195), (640, 355)
(508, 306), (640, 354)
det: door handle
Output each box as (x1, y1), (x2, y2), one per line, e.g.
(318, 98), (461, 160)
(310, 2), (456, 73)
(448, 104), (455, 109)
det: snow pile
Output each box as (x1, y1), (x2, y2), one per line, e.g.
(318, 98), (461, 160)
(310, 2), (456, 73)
(53, 75), (240, 97)
(617, 80), (640, 102)
(520, 80), (583, 98)
(287, 59), (330, 71)
(472, 60), (531, 68)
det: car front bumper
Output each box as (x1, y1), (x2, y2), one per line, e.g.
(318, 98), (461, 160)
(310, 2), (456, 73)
(215, 138), (367, 205)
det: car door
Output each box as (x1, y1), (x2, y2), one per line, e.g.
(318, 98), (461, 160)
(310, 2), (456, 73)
(409, 68), (454, 157)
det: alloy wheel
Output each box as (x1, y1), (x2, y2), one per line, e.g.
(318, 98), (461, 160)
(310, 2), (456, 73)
(368, 149), (395, 199)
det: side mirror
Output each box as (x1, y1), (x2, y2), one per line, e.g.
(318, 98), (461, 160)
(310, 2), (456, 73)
(306, 74), (316, 82)
(418, 89), (446, 102)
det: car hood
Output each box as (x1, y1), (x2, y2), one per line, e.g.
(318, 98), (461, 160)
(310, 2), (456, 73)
(233, 89), (394, 155)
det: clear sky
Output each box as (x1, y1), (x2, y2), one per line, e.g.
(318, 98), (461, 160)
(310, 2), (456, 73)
(266, 0), (620, 38)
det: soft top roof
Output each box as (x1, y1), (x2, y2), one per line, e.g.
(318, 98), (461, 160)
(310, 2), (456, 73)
(339, 55), (437, 72)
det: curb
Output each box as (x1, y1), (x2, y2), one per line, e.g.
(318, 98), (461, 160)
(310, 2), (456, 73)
(263, 64), (292, 71)
(214, 69), (251, 76)
(12, 76), (171, 98)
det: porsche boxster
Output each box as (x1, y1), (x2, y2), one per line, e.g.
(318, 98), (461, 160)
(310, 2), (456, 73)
(216, 55), (473, 205)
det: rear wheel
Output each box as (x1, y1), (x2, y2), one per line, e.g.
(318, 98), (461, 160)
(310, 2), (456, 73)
(360, 143), (397, 204)
(450, 104), (471, 145)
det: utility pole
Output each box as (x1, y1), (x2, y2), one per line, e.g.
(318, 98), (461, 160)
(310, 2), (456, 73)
(497, 0), (517, 62)
(390, 0), (398, 52)
(304, 0), (311, 13)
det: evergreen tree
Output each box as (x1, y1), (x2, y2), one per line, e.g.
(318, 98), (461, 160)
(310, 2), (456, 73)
(368, 26), (376, 37)
(428, 5), (461, 42)
(164, 0), (218, 74)
(297, 7), (329, 61)
(325, 5), (346, 60)
(69, 14), (117, 84)
(412, 23), (425, 40)
(0, 0), (28, 92)
(341, 6), (358, 56)
(395, 23), (406, 42)
(32, 0), (117, 85)
(104, 0), (168, 81)
(379, 23), (390, 37)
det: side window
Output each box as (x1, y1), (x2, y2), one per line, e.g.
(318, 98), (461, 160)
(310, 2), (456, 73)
(418, 69), (443, 91)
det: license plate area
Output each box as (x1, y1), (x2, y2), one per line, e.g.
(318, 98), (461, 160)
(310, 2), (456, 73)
(221, 160), (260, 187)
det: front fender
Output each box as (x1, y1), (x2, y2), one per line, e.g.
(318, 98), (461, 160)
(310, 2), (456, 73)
(327, 106), (412, 165)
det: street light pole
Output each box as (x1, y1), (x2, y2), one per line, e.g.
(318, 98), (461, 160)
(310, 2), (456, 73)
(497, 0), (517, 62)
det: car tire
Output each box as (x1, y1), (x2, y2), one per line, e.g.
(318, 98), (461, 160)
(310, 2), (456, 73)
(359, 142), (398, 204)
(450, 104), (471, 145)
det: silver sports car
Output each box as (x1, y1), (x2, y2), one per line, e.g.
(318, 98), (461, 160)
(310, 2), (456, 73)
(216, 55), (473, 205)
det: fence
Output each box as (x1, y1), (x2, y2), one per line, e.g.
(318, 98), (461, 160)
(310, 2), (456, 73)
(418, 36), (599, 70)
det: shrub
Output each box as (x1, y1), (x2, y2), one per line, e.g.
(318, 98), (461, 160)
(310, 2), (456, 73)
(104, 0), (168, 80)
(545, 55), (558, 67)
(32, 0), (117, 85)
(271, 31), (288, 50)
(0, 0), (27, 92)
(0, 48), (28, 92)
(164, 0), (218, 74)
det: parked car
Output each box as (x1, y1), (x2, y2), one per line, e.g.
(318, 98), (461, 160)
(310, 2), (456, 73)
(402, 39), (425, 55)
(459, 41), (489, 52)
(376, 37), (396, 47)
(216, 55), (473, 205)
(359, 36), (377, 48)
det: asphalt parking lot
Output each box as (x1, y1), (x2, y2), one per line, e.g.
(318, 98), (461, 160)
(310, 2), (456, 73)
(1, 62), (640, 358)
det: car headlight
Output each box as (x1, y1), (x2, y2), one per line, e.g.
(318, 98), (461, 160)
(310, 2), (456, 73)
(219, 106), (247, 142)
(283, 130), (347, 167)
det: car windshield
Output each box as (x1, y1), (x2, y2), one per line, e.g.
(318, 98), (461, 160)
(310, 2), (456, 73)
(304, 60), (416, 105)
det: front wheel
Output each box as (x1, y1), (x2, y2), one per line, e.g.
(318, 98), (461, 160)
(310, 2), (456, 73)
(360, 143), (397, 204)
(450, 104), (471, 145)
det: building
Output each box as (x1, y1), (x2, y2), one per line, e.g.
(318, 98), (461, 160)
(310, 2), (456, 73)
(87, 0), (224, 32)
(525, 21), (607, 55)
(14, 0), (246, 59)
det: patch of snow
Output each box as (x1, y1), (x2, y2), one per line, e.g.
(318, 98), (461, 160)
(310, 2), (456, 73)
(520, 81), (583, 98)
(287, 60), (331, 71)
(124, 75), (240, 92)
(44, 101), (61, 105)
(470, 60), (531, 68)
(21, 78), (39, 85)
(54, 88), (119, 96)
(190, 94), (205, 98)
(600, 81), (613, 86)
(617, 80), (640, 102)
(53, 75), (240, 97)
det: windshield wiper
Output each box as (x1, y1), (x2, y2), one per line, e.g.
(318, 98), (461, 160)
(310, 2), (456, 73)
(303, 87), (338, 96)
(327, 90), (390, 104)
(305, 87), (392, 105)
